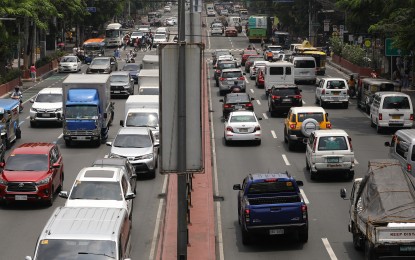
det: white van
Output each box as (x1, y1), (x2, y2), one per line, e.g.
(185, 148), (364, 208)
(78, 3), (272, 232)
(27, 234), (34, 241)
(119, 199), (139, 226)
(385, 129), (415, 176)
(292, 56), (317, 84)
(263, 61), (295, 95)
(26, 207), (131, 260)
(370, 92), (413, 133)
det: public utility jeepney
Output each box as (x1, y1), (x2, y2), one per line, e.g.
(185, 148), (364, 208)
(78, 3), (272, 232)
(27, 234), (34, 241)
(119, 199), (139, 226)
(0, 99), (22, 150)
(357, 77), (400, 113)
(83, 38), (106, 64)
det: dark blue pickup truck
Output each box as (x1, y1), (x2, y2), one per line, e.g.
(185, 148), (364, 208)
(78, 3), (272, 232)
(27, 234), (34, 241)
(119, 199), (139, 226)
(233, 172), (308, 245)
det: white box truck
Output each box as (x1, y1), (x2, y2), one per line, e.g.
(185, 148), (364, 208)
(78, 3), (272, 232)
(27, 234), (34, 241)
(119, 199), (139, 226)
(141, 55), (159, 69)
(138, 69), (159, 89)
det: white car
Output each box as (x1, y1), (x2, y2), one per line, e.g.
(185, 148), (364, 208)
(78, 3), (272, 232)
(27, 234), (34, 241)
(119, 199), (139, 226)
(164, 5), (171, 12)
(305, 129), (355, 180)
(58, 55), (81, 73)
(211, 23), (224, 36)
(315, 78), (349, 108)
(29, 87), (63, 127)
(59, 167), (136, 218)
(224, 111), (262, 145)
(165, 17), (177, 26)
(153, 33), (167, 46)
(207, 10), (216, 17)
(213, 54), (235, 68)
(220, 9), (229, 16)
(249, 61), (267, 79)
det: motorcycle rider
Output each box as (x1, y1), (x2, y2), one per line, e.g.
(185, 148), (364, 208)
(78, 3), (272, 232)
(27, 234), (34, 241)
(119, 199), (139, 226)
(11, 86), (23, 112)
(229, 81), (242, 93)
(347, 74), (356, 98)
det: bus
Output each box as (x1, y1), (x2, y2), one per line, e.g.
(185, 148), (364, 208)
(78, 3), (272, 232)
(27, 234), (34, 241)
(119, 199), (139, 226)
(105, 23), (123, 47)
(271, 31), (290, 49)
(82, 38), (105, 64)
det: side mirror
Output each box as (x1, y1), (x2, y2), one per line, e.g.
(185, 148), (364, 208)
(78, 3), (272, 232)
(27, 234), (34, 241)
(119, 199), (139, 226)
(52, 163), (60, 169)
(106, 142), (112, 146)
(340, 188), (347, 199)
(299, 89), (303, 92)
(296, 180), (304, 186)
(257, 117), (262, 120)
(25, 257), (33, 260)
(120, 120), (124, 126)
(140, 64), (143, 69)
(30, 99), (35, 103)
(131, 78), (134, 82)
(111, 62), (115, 65)
(384, 141), (391, 147)
(243, 72), (246, 75)
(233, 184), (242, 190)
(125, 192), (136, 200)
(59, 191), (68, 199)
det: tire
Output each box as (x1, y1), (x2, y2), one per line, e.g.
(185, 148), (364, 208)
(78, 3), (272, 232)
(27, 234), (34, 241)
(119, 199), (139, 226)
(319, 98), (325, 108)
(284, 128), (288, 143)
(65, 139), (71, 147)
(224, 138), (230, 146)
(255, 140), (261, 146)
(346, 171), (354, 181)
(241, 229), (251, 245)
(301, 118), (320, 138)
(343, 102), (349, 109)
(148, 170), (156, 179)
(370, 116), (375, 128)
(57, 172), (64, 192)
(310, 170), (317, 180)
(305, 158), (310, 170)
(5, 137), (11, 150)
(219, 90), (226, 96)
(298, 226), (309, 243)
(352, 227), (363, 250)
(288, 139), (295, 151)
(365, 240), (376, 260)
(15, 128), (21, 139)
(30, 121), (37, 128)
(376, 121), (382, 133)
(45, 185), (54, 207)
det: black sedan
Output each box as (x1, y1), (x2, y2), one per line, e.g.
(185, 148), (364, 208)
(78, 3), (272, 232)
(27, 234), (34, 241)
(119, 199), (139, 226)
(268, 85), (303, 117)
(122, 63), (140, 84)
(220, 93), (254, 119)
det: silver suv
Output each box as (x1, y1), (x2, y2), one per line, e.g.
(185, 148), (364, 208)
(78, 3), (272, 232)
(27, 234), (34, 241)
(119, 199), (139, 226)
(218, 68), (246, 96)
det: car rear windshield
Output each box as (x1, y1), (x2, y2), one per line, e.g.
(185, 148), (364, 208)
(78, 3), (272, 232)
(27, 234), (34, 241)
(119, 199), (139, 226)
(230, 115), (256, 122)
(271, 88), (300, 96)
(222, 71), (242, 78)
(247, 56), (263, 62)
(269, 66), (291, 75)
(248, 181), (296, 194)
(227, 94), (250, 103)
(382, 96), (411, 109)
(297, 112), (324, 122)
(294, 60), (315, 68)
(318, 136), (348, 150)
(218, 63), (236, 69)
(327, 80), (346, 89)
(5, 154), (49, 171)
(114, 133), (152, 148)
(111, 75), (128, 82)
(69, 181), (123, 200)
(61, 57), (77, 62)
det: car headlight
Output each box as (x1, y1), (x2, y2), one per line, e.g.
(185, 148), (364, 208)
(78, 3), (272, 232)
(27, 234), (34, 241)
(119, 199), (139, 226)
(36, 176), (51, 186)
(137, 153), (153, 160)
(31, 108), (38, 112)
(109, 153), (122, 158)
(0, 177), (8, 185)
(124, 85), (131, 89)
(55, 108), (62, 112)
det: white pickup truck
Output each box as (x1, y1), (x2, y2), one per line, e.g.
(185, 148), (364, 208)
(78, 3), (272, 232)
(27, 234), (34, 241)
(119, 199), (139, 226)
(340, 159), (415, 259)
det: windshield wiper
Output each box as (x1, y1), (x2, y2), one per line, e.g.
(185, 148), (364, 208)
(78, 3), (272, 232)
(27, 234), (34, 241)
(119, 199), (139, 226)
(78, 252), (115, 259)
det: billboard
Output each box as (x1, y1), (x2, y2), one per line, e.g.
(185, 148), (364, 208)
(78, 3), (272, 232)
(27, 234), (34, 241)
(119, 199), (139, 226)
(248, 16), (267, 29)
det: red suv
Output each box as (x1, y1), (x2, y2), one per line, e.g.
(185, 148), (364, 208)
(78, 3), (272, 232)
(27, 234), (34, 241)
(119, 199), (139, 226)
(0, 143), (64, 206)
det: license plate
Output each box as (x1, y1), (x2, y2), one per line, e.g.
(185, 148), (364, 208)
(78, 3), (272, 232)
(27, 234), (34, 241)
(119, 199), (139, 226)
(269, 229), (284, 235)
(332, 92), (340, 95)
(77, 136), (87, 140)
(327, 157), (339, 163)
(239, 128), (248, 133)
(392, 115), (400, 119)
(400, 246), (415, 252)
(300, 71), (308, 74)
(234, 105), (242, 109)
(114, 91), (121, 94)
(282, 98), (291, 102)
(15, 195), (27, 200)
(41, 113), (50, 117)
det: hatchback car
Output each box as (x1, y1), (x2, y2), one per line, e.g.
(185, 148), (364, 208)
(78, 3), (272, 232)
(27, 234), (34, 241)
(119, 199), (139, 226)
(214, 60), (238, 82)
(0, 143), (64, 206)
(284, 106), (331, 151)
(268, 85), (302, 117)
(122, 63), (140, 83)
(86, 56), (118, 74)
(305, 129), (355, 180)
(224, 111), (262, 145)
(92, 157), (137, 192)
(58, 55), (82, 73)
(29, 87), (63, 127)
(315, 78), (349, 108)
(225, 27), (238, 37)
(244, 55), (264, 72)
(220, 92), (254, 119)
(249, 61), (267, 79)
(218, 68), (246, 95)
(211, 23), (224, 36)
(207, 10), (216, 17)
(107, 127), (159, 178)
(110, 71), (134, 97)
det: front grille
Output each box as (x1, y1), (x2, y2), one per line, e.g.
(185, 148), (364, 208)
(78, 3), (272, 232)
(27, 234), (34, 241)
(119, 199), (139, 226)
(90, 69), (105, 73)
(68, 130), (95, 135)
(36, 112), (57, 118)
(7, 182), (37, 192)
(111, 86), (125, 91)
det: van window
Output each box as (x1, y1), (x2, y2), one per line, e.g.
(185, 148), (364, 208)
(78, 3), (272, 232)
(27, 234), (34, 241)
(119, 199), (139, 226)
(285, 67), (292, 75)
(411, 145), (415, 161)
(327, 80), (346, 89)
(294, 60), (315, 68)
(270, 67), (284, 75)
(396, 137), (409, 159)
(297, 112), (323, 122)
(318, 136), (348, 151)
(382, 96), (410, 109)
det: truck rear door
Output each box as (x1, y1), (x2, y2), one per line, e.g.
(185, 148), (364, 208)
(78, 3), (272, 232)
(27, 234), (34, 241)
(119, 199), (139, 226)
(248, 199), (303, 225)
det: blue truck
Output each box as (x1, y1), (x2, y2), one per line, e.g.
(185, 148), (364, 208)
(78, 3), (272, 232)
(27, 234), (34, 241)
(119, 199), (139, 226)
(62, 74), (114, 147)
(233, 172), (308, 245)
(0, 99), (21, 152)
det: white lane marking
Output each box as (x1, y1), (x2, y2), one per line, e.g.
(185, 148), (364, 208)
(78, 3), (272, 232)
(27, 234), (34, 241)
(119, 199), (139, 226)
(104, 154), (109, 158)
(262, 113), (268, 120)
(250, 89), (254, 94)
(302, 100), (306, 105)
(282, 154), (291, 166)
(58, 133), (63, 139)
(322, 238), (338, 260)
(208, 62), (225, 260)
(256, 100), (261, 105)
(245, 77), (249, 84)
(19, 121), (24, 126)
(26, 116), (30, 119)
(354, 159), (359, 164)
(300, 189), (310, 204)
(271, 130), (277, 139)
(149, 174), (168, 260)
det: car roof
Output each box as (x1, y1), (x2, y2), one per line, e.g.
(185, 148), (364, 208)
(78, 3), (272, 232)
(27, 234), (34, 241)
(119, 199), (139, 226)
(93, 158), (129, 167)
(222, 68), (241, 72)
(12, 143), (55, 155)
(76, 166), (123, 182)
(290, 106), (326, 113)
(38, 87), (63, 94)
(62, 55), (78, 59)
(375, 91), (410, 97)
(111, 71), (129, 76)
(271, 84), (298, 89)
(248, 173), (293, 181)
(117, 127), (150, 135)
(229, 111), (256, 117)
(253, 61), (267, 65)
(312, 129), (348, 136)
(322, 77), (347, 82)
(268, 45), (282, 48)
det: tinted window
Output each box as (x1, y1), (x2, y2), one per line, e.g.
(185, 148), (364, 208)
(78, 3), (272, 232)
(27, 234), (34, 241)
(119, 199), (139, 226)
(91, 58), (110, 65)
(294, 60), (315, 68)
(271, 88), (300, 96)
(396, 138), (409, 158)
(222, 71), (242, 78)
(226, 94), (250, 103)
(5, 154), (49, 171)
(269, 67), (283, 75)
(248, 181), (296, 194)
(125, 112), (158, 127)
(382, 96), (411, 109)
(247, 56), (263, 62)
(230, 115), (256, 122)
(327, 80), (346, 89)
(35, 94), (62, 102)
(70, 181), (122, 200)
(122, 64), (140, 71)
(218, 63), (236, 69)
(61, 57), (77, 62)
(114, 133), (152, 148)
(111, 75), (129, 82)
(297, 112), (324, 122)
(286, 67), (292, 75)
(318, 136), (348, 151)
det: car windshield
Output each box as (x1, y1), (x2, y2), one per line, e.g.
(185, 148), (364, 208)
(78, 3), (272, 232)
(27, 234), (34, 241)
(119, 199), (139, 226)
(69, 181), (122, 200)
(227, 94), (250, 103)
(35, 239), (116, 260)
(212, 23), (222, 28)
(35, 93), (62, 103)
(155, 34), (165, 40)
(383, 96), (411, 109)
(269, 47), (282, 52)
(219, 63), (236, 69)
(318, 136), (348, 151)
(139, 88), (159, 95)
(65, 105), (98, 119)
(123, 64), (139, 71)
(216, 51), (230, 57)
(125, 112), (158, 127)
(61, 57), (77, 62)
(5, 154), (49, 171)
(91, 59), (110, 65)
(113, 134), (152, 148)
(248, 181), (296, 194)
(111, 75), (128, 82)
(327, 80), (346, 89)
(230, 115), (256, 122)
(222, 71), (242, 78)
(297, 112), (324, 122)
(271, 88), (300, 96)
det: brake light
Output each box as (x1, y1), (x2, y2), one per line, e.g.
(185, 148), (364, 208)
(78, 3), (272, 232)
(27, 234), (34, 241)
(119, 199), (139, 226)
(272, 95), (280, 100)
(220, 77), (225, 81)
(349, 139), (353, 152)
(379, 113), (382, 120)
(238, 76), (245, 80)
(245, 103), (253, 107)
(224, 104), (232, 108)
(411, 114), (414, 120)
(326, 123), (332, 129)
(244, 209), (250, 223)
(322, 89), (326, 95)
(254, 125), (261, 131)
(216, 70), (221, 73)
(301, 204), (307, 219)
(294, 95), (302, 99)
(226, 126), (233, 132)
(289, 123), (296, 129)
(408, 164), (412, 172)
(267, 52), (273, 57)
(265, 178), (277, 182)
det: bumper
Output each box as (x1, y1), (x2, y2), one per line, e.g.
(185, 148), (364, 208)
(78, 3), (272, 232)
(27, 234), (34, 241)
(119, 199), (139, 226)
(295, 76), (316, 81)
(270, 101), (302, 111)
(130, 158), (156, 174)
(59, 67), (78, 72)
(30, 111), (62, 123)
(110, 89), (132, 96)
(219, 83), (247, 93)
(378, 120), (414, 128)
(64, 135), (100, 142)
(321, 97), (349, 103)
(311, 162), (354, 173)
(0, 183), (52, 202)
(225, 131), (261, 141)
(287, 130), (306, 143)
(244, 223), (307, 235)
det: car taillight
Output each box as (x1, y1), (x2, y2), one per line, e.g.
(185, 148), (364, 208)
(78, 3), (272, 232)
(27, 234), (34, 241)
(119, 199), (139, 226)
(407, 163), (412, 172)
(226, 126), (233, 132)
(220, 77), (225, 81)
(224, 104), (232, 108)
(301, 204), (307, 219)
(289, 123), (296, 129)
(216, 70), (221, 73)
(326, 123), (332, 129)
(411, 114), (414, 120)
(315, 68), (318, 75)
(322, 89), (326, 95)
(272, 95), (280, 100)
(254, 125), (261, 131)
(244, 209), (250, 223)
(294, 95), (302, 99)
(349, 140), (353, 152)
(238, 76), (245, 80)
(379, 113), (382, 120)
(245, 103), (253, 107)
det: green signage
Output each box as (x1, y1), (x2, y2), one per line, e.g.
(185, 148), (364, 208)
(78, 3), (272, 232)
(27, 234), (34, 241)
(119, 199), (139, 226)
(385, 38), (407, 56)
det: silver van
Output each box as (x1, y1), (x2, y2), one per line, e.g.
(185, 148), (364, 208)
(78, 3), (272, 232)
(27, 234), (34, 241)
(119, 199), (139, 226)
(385, 129), (415, 176)
(26, 207), (131, 260)
(291, 56), (317, 85)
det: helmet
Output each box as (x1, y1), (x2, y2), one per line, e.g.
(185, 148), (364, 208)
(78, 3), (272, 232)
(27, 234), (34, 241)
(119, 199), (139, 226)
(14, 86), (20, 91)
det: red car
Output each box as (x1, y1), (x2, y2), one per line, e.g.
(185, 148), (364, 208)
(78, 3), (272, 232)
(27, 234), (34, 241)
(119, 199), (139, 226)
(225, 27), (238, 37)
(255, 69), (265, 88)
(0, 143), (64, 206)
(241, 49), (259, 66)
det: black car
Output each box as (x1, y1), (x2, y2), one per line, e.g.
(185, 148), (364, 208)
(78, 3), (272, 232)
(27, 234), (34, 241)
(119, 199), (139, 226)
(92, 158), (137, 193)
(214, 60), (238, 82)
(268, 85), (302, 117)
(220, 93), (254, 119)
(122, 63), (140, 83)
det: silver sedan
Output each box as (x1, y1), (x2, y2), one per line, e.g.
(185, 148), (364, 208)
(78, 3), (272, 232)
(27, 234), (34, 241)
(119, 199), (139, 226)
(224, 111), (262, 145)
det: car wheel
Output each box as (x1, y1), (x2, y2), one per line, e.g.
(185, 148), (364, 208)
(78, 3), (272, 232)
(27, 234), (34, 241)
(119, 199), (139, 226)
(288, 139), (295, 151)
(352, 226), (363, 250)
(30, 121), (37, 128)
(376, 121), (382, 134)
(315, 96), (319, 104)
(5, 137), (11, 150)
(65, 139), (71, 147)
(305, 158), (310, 170)
(365, 240), (377, 260)
(298, 226), (308, 243)
(370, 116), (375, 128)
(343, 102), (349, 109)
(284, 128), (288, 143)
(255, 140), (261, 146)
(224, 137), (230, 146)
(345, 171), (354, 181)
(219, 90), (225, 96)
(57, 172), (64, 192)
(310, 169), (317, 180)
(148, 170), (156, 179)
(15, 128), (21, 139)
(241, 229), (251, 245)
(45, 185), (54, 207)
(319, 98), (325, 108)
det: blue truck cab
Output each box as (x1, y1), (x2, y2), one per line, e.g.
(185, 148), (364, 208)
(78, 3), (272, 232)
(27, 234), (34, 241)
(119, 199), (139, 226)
(233, 172), (308, 245)
(0, 99), (21, 153)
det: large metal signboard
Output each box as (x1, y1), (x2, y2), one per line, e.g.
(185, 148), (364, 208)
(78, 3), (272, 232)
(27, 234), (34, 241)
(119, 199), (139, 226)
(159, 44), (203, 173)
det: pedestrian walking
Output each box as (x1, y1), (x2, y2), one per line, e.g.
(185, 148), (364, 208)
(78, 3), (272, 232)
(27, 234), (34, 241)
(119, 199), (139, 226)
(30, 63), (36, 82)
